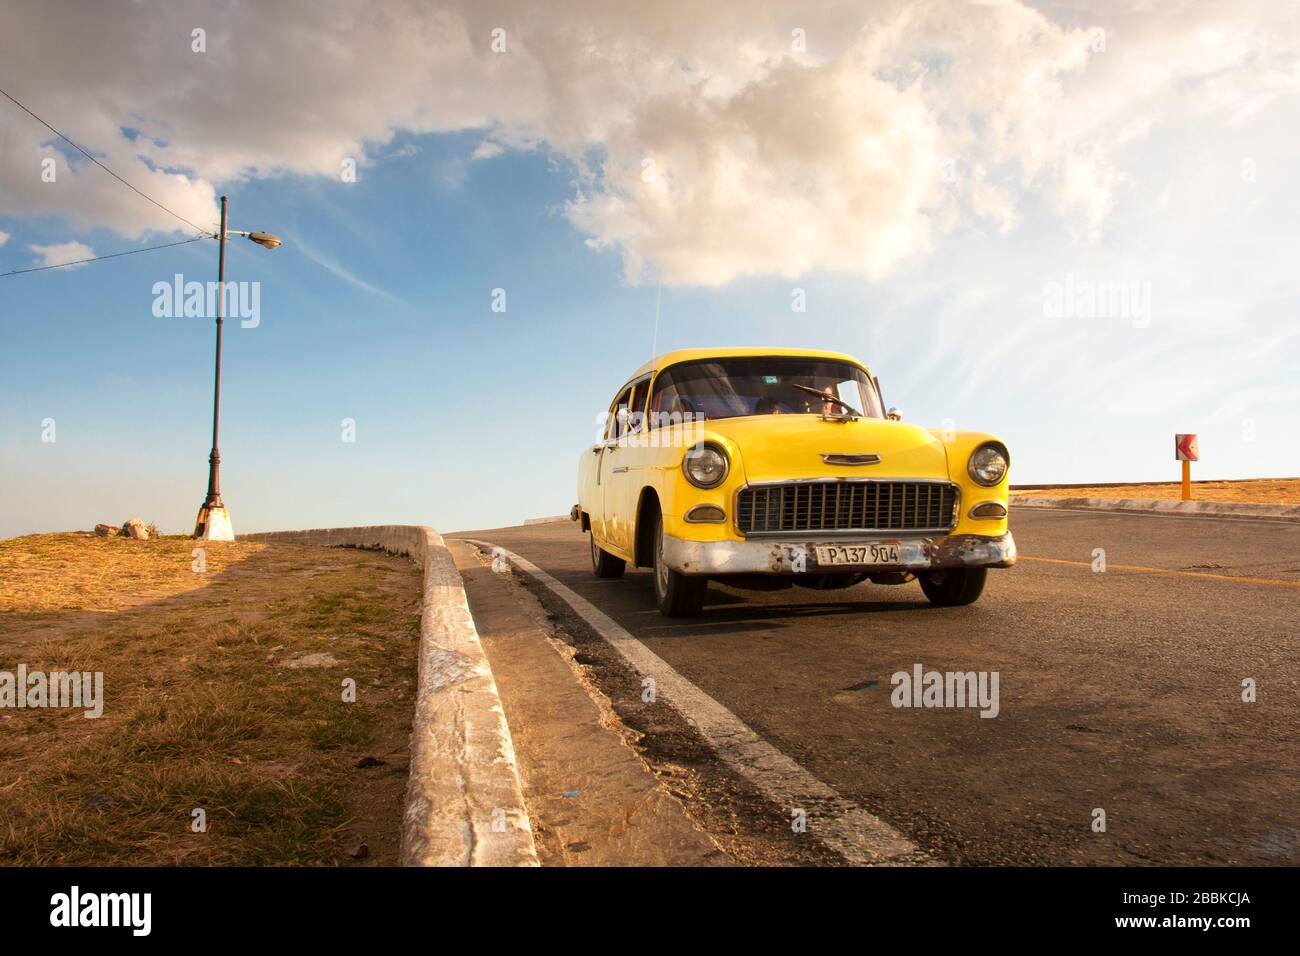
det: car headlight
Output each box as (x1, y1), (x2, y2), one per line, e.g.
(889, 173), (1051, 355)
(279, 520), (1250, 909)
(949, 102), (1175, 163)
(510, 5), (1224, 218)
(968, 442), (1009, 486)
(683, 442), (729, 488)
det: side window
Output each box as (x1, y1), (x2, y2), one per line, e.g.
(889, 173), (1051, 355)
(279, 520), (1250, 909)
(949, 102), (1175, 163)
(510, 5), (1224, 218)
(627, 379), (650, 433)
(648, 369), (675, 428)
(605, 387), (632, 441)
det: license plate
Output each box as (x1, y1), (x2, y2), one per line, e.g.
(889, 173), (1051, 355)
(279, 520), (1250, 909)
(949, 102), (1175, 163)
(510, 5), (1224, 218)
(815, 543), (900, 566)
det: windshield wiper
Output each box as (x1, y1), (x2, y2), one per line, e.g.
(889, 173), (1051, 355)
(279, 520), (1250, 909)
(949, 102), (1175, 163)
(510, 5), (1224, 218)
(791, 383), (861, 418)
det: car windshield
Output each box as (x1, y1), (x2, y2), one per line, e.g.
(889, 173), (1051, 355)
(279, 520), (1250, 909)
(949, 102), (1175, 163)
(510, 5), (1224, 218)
(648, 357), (884, 424)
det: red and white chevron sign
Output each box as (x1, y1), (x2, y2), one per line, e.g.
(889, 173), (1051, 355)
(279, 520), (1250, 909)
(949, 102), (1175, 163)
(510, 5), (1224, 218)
(1175, 433), (1199, 461)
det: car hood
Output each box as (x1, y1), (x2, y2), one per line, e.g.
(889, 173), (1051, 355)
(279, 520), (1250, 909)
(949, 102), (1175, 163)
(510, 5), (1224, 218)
(704, 415), (950, 483)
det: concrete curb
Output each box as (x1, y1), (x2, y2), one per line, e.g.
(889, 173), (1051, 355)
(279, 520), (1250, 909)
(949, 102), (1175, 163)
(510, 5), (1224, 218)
(241, 526), (538, 867)
(1010, 495), (1300, 523)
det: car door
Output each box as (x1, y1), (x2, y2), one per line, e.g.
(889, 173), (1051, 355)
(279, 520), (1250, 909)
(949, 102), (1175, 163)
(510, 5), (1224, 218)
(594, 384), (632, 551)
(607, 375), (652, 556)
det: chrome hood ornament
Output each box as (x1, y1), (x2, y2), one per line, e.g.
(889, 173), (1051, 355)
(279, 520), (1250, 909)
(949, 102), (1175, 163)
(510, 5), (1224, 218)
(821, 453), (881, 466)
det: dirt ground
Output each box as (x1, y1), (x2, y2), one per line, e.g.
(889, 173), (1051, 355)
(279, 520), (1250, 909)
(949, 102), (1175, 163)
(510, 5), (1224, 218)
(1013, 478), (1299, 505)
(0, 533), (421, 866)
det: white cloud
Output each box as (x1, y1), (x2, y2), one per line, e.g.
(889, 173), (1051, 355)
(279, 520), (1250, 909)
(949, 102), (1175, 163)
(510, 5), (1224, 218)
(0, 0), (1296, 285)
(0, 229), (9, 247)
(28, 241), (95, 269)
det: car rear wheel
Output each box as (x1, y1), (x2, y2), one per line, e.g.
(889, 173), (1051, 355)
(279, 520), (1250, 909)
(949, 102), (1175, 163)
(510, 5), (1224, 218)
(918, 567), (987, 606)
(590, 532), (625, 578)
(653, 515), (707, 617)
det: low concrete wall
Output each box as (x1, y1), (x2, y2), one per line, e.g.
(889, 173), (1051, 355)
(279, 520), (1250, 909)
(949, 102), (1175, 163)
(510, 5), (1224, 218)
(522, 515), (570, 525)
(1011, 496), (1300, 522)
(242, 525), (537, 866)
(1010, 478), (1297, 490)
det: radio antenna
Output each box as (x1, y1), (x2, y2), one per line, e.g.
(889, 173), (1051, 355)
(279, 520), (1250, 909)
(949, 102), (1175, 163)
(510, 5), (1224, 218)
(652, 281), (662, 355)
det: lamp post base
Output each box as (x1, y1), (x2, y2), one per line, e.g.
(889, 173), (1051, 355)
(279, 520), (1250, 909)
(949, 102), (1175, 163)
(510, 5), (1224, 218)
(194, 504), (236, 541)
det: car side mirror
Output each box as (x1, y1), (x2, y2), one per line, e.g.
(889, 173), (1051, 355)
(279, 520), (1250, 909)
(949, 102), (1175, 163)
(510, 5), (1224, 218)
(886, 406), (903, 421)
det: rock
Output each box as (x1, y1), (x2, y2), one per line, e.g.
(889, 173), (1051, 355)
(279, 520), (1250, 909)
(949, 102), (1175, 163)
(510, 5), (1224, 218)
(348, 843), (370, 860)
(94, 524), (119, 537)
(121, 518), (150, 540)
(278, 652), (340, 669)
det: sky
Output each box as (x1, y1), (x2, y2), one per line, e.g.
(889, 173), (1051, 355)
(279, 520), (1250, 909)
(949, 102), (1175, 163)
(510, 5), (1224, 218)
(1, 0), (1298, 538)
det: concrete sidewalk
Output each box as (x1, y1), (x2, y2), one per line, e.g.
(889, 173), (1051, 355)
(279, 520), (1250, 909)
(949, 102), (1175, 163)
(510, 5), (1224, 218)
(448, 540), (728, 866)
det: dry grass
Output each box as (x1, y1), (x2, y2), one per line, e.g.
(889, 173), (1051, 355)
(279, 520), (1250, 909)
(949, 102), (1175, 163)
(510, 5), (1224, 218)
(0, 533), (262, 615)
(0, 533), (421, 866)
(1014, 478), (1300, 505)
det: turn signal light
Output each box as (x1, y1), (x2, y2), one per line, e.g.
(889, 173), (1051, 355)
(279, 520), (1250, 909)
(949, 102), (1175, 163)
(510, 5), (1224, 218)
(685, 504), (727, 523)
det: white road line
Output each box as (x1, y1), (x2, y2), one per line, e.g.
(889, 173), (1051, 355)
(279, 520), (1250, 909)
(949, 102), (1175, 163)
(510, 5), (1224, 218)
(465, 539), (928, 866)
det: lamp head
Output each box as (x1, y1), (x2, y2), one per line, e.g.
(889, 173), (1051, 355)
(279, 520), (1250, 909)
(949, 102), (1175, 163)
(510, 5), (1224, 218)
(246, 232), (283, 250)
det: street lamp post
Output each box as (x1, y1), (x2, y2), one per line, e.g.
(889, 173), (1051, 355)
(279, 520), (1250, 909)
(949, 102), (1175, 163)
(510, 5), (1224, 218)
(193, 195), (282, 540)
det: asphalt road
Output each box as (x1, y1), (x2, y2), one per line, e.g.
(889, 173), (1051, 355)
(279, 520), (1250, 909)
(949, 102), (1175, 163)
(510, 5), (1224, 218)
(453, 508), (1300, 865)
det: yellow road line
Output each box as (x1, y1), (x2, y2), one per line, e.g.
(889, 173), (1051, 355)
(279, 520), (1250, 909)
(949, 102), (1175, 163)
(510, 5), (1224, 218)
(1020, 555), (1300, 590)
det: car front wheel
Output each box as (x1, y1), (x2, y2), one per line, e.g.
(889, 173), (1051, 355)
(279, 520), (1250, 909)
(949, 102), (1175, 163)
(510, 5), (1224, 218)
(918, 567), (987, 606)
(590, 532), (625, 578)
(653, 515), (707, 616)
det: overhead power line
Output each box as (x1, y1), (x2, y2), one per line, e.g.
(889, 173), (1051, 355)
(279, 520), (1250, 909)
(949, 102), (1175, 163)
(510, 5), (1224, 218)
(0, 235), (211, 278)
(0, 84), (217, 237)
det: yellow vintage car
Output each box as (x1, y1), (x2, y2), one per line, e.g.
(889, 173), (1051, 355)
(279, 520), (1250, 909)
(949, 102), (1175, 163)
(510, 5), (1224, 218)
(573, 347), (1016, 616)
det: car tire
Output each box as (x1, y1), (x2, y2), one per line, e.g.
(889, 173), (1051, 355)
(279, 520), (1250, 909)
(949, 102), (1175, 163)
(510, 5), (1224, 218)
(918, 567), (987, 606)
(653, 515), (707, 616)
(590, 532), (625, 579)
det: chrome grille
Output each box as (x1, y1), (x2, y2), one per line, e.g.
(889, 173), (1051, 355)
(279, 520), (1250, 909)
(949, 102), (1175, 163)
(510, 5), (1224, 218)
(735, 481), (957, 535)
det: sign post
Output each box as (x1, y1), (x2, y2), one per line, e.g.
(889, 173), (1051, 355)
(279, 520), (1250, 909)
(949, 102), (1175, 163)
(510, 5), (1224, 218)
(1175, 433), (1199, 501)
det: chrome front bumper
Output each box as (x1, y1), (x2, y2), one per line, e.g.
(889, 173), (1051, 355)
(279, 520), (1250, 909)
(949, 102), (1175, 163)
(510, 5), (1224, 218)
(661, 532), (1017, 576)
